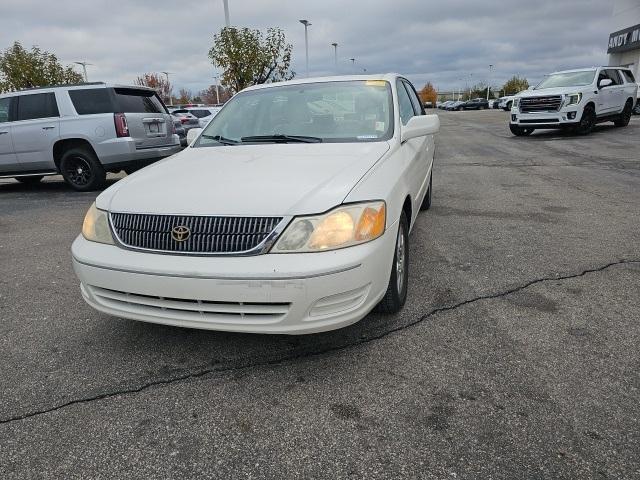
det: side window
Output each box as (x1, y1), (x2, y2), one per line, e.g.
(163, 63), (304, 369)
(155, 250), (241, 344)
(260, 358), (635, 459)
(621, 70), (636, 83)
(606, 69), (622, 86)
(69, 88), (114, 115)
(402, 80), (424, 116)
(16, 93), (59, 121)
(0, 97), (11, 123)
(396, 80), (415, 126)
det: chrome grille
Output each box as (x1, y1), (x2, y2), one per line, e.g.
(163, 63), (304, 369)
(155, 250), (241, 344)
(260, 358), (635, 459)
(519, 95), (563, 113)
(110, 213), (283, 254)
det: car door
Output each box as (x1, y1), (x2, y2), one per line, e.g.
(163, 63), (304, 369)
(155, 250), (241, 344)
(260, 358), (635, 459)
(0, 97), (20, 173)
(11, 92), (60, 171)
(606, 69), (625, 112)
(398, 79), (431, 218)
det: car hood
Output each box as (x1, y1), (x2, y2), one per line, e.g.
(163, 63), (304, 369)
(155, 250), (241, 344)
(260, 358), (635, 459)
(97, 142), (390, 216)
(518, 86), (587, 98)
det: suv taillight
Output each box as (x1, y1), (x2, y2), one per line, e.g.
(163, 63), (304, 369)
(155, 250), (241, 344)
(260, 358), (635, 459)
(114, 113), (129, 137)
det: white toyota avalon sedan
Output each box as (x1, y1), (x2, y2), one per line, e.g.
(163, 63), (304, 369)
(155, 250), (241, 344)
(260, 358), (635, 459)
(72, 74), (439, 334)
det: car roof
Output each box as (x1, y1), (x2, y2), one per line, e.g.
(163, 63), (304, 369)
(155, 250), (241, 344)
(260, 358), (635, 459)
(242, 73), (402, 92)
(0, 82), (155, 97)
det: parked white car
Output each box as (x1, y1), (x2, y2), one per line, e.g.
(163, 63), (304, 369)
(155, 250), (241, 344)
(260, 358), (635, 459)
(510, 67), (637, 136)
(72, 74), (440, 334)
(172, 106), (222, 128)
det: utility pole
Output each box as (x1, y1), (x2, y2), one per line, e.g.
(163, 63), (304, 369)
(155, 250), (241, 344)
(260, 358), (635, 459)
(350, 58), (355, 72)
(73, 61), (92, 82)
(222, 0), (230, 27)
(213, 75), (220, 104)
(331, 43), (338, 70)
(299, 20), (311, 77)
(161, 71), (174, 105)
(486, 64), (493, 101)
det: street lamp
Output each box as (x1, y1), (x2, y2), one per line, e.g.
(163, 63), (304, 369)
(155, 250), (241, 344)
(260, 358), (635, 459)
(161, 71), (174, 105)
(73, 61), (93, 82)
(222, 0), (230, 27)
(486, 64), (493, 101)
(213, 75), (220, 104)
(299, 20), (311, 77)
(331, 43), (338, 70)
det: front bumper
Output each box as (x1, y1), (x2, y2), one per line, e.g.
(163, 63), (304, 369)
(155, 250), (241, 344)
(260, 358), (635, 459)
(509, 108), (580, 129)
(71, 225), (397, 334)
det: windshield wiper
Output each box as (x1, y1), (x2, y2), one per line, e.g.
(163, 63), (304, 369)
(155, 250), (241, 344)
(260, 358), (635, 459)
(241, 134), (323, 143)
(201, 134), (240, 145)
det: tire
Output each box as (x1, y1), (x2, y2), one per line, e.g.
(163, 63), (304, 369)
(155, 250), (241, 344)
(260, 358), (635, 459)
(59, 147), (106, 191)
(576, 105), (596, 135)
(509, 124), (534, 136)
(457, 106), (463, 111)
(375, 211), (409, 314)
(420, 171), (432, 211)
(15, 175), (44, 185)
(614, 101), (633, 127)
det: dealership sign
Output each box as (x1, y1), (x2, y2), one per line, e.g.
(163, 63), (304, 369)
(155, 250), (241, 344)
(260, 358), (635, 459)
(608, 24), (640, 54)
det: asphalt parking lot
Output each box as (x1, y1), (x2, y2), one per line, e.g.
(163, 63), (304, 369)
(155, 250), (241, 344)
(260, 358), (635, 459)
(1, 110), (639, 479)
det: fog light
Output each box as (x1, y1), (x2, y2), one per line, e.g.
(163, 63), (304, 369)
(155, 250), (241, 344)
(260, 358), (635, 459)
(567, 111), (576, 120)
(511, 114), (517, 121)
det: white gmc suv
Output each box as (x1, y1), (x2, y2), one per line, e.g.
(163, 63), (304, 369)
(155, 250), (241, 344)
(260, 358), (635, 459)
(509, 67), (637, 136)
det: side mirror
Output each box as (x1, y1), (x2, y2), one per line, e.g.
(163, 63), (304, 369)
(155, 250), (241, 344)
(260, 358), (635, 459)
(401, 115), (440, 142)
(186, 128), (203, 145)
(527, 86), (535, 90)
(598, 78), (613, 89)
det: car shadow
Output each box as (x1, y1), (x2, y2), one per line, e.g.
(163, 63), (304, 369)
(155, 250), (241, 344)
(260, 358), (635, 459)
(0, 176), (122, 194)
(515, 123), (619, 141)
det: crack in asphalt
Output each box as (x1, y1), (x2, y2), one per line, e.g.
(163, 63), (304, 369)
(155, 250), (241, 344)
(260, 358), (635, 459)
(1, 258), (638, 426)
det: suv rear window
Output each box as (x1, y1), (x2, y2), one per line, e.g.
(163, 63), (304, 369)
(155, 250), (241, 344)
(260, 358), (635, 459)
(69, 88), (113, 115)
(621, 70), (636, 83)
(187, 109), (212, 118)
(113, 88), (166, 113)
(16, 93), (59, 121)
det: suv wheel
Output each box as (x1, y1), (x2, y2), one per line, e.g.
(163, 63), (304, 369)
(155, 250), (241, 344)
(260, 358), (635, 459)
(614, 101), (633, 127)
(59, 147), (106, 192)
(504, 102), (512, 111)
(375, 211), (409, 314)
(15, 176), (44, 185)
(576, 105), (596, 135)
(509, 124), (534, 136)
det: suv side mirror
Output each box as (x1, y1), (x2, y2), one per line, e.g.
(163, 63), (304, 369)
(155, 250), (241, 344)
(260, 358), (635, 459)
(186, 128), (203, 145)
(401, 115), (440, 142)
(598, 78), (613, 89)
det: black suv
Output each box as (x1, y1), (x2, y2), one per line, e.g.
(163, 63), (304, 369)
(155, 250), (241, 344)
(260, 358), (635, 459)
(459, 98), (490, 110)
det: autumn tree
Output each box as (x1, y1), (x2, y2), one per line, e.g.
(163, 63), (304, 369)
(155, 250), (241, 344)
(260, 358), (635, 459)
(199, 84), (233, 104)
(502, 75), (529, 95)
(208, 27), (294, 93)
(0, 42), (83, 92)
(135, 73), (172, 103)
(177, 88), (192, 104)
(418, 82), (438, 105)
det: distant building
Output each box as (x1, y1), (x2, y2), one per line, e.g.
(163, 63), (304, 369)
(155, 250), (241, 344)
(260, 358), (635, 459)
(608, 0), (640, 79)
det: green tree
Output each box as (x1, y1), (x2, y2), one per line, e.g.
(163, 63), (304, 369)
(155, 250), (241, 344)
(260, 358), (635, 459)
(208, 27), (294, 93)
(502, 75), (529, 95)
(0, 42), (83, 92)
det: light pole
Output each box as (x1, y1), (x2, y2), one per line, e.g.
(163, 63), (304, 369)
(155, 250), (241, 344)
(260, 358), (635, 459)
(222, 0), (230, 27)
(331, 43), (338, 70)
(161, 71), (174, 105)
(350, 58), (355, 72)
(486, 64), (493, 101)
(73, 61), (92, 82)
(299, 20), (311, 77)
(213, 75), (220, 104)
(468, 73), (473, 99)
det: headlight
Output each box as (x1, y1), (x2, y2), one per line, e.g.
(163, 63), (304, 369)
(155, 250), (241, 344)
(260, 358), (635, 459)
(564, 93), (582, 106)
(82, 202), (114, 245)
(512, 97), (520, 108)
(273, 201), (386, 253)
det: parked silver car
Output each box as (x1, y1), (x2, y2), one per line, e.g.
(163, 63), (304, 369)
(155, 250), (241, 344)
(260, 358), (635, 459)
(0, 82), (181, 190)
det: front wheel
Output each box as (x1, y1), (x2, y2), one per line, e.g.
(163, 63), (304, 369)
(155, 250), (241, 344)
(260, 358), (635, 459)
(576, 105), (596, 135)
(614, 101), (633, 127)
(509, 124), (534, 136)
(376, 211), (409, 314)
(59, 147), (106, 191)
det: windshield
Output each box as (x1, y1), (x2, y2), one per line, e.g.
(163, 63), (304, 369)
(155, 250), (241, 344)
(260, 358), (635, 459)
(194, 80), (393, 146)
(535, 71), (596, 89)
